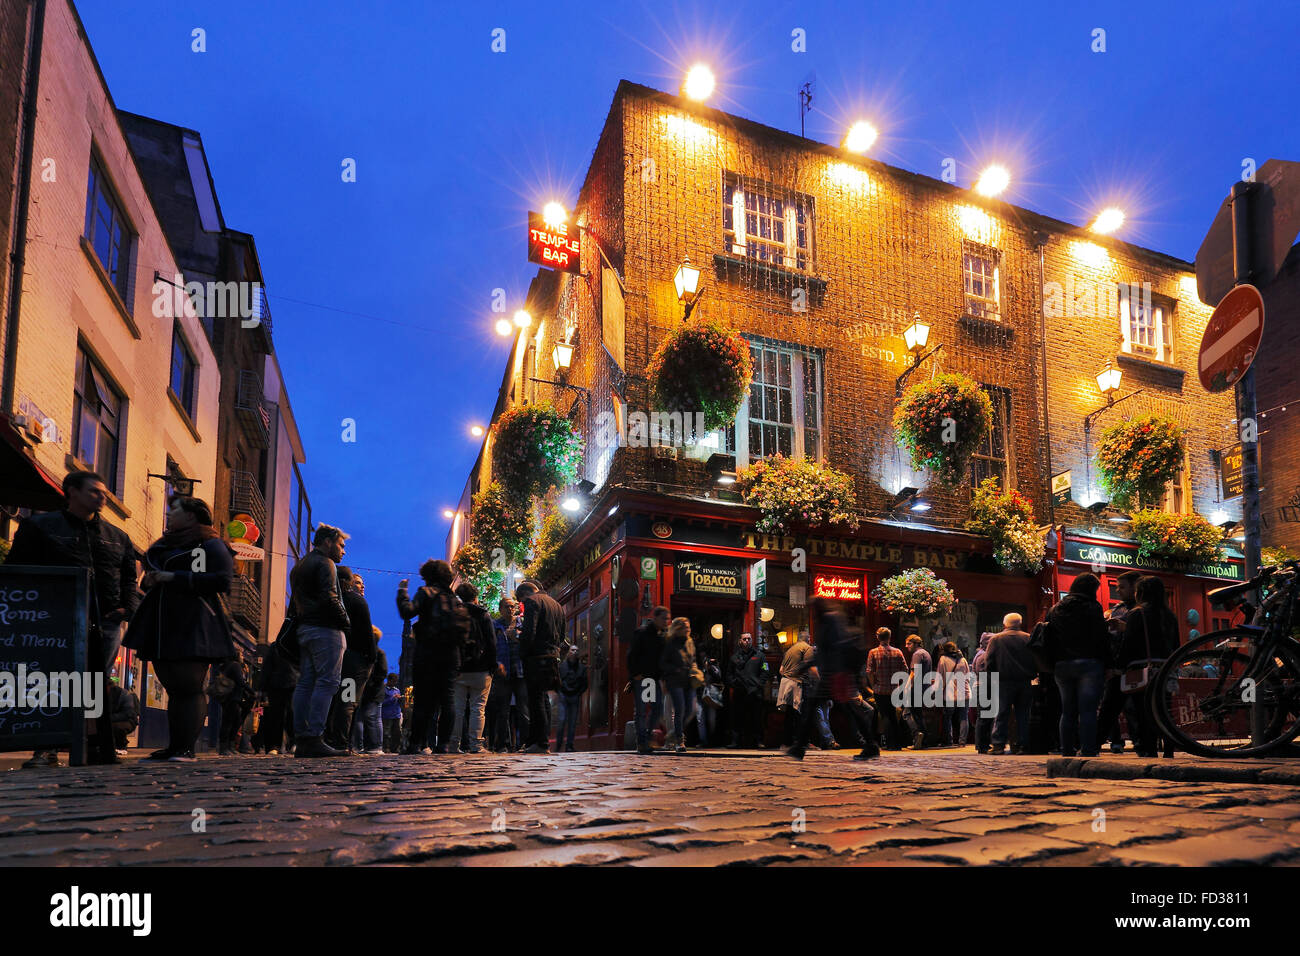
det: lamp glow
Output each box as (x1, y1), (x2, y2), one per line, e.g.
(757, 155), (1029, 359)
(842, 121), (878, 154)
(494, 318), (513, 336)
(760, 607), (775, 622)
(470, 424), (485, 437)
(711, 623), (724, 640)
(513, 309), (532, 329)
(975, 165), (1010, 198)
(561, 496), (580, 512)
(442, 509), (455, 519)
(1091, 207), (1125, 234)
(903, 313), (930, 354)
(552, 340), (574, 369)
(673, 257), (702, 305)
(542, 202), (567, 228)
(682, 64), (715, 102)
(1096, 363), (1122, 397)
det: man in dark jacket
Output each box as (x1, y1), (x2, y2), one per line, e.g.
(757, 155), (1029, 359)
(789, 600), (879, 762)
(448, 582), (498, 753)
(326, 566), (376, 751)
(557, 644), (588, 752)
(627, 606), (668, 754)
(1042, 572), (1112, 757)
(5, 470), (139, 766)
(986, 613), (1036, 755)
(289, 524), (351, 758)
(516, 579), (566, 753)
(727, 632), (770, 748)
(1097, 569), (1140, 753)
(396, 559), (467, 753)
(489, 598), (527, 752)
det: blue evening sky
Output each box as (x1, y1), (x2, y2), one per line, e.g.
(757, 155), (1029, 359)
(75, 0), (1300, 665)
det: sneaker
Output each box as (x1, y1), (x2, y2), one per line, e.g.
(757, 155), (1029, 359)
(146, 748), (174, 761)
(523, 743), (550, 754)
(465, 747), (483, 754)
(675, 744), (687, 754)
(913, 731), (925, 750)
(1109, 742), (1125, 754)
(115, 749), (129, 757)
(267, 749), (280, 756)
(167, 751), (196, 762)
(853, 748), (881, 761)
(23, 751), (60, 769)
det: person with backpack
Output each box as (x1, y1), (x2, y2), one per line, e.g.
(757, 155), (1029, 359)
(325, 566), (376, 752)
(1040, 572), (1112, 757)
(515, 579), (566, 754)
(447, 582), (498, 753)
(397, 559), (468, 754)
(556, 644), (588, 752)
(936, 641), (971, 746)
(288, 524), (352, 758)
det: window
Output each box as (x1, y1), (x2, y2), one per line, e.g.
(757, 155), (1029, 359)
(84, 155), (133, 300)
(72, 345), (124, 493)
(1161, 452), (1192, 515)
(711, 339), (822, 467)
(723, 174), (813, 271)
(970, 384), (1011, 488)
(169, 324), (198, 418)
(1119, 284), (1174, 362)
(962, 242), (1000, 321)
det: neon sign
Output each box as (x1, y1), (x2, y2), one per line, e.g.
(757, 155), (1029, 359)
(527, 211), (581, 274)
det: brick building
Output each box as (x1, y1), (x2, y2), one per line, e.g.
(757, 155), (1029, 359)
(1258, 242), (1300, 555)
(455, 80), (1250, 748)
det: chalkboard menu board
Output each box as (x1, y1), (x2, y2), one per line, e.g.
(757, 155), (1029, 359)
(0, 565), (90, 764)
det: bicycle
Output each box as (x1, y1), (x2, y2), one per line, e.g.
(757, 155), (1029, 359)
(1152, 558), (1300, 757)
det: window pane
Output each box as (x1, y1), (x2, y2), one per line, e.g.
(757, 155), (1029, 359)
(749, 422), (761, 456)
(778, 388), (792, 424)
(778, 352), (791, 387)
(749, 384), (762, 418)
(764, 385), (778, 420)
(806, 428), (819, 458)
(77, 407), (98, 465)
(777, 426), (792, 456)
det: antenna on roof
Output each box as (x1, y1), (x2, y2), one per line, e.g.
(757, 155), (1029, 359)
(798, 72), (816, 138)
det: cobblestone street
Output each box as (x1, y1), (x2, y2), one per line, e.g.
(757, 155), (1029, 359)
(4, 750), (1300, 866)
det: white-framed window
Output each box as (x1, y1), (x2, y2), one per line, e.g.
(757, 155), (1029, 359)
(970, 384), (1011, 489)
(962, 241), (1000, 321)
(689, 338), (823, 467)
(1119, 284), (1174, 363)
(1161, 452), (1192, 515)
(722, 174), (813, 271)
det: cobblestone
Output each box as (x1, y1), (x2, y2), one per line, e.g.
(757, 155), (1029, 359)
(2, 749), (1299, 866)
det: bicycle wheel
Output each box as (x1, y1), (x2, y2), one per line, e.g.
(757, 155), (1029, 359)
(1152, 629), (1300, 757)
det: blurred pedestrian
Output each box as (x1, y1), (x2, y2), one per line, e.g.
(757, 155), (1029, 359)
(628, 606), (668, 754)
(1118, 576), (1179, 759)
(108, 677), (139, 754)
(351, 641), (388, 754)
(213, 653), (253, 755)
(488, 597), (527, 752)
(557, 644), (588, 752)
(788, 599), (879, 762)
(777, 630), (815, 745)
(660, 617), (698, 755)
(1098, 570), (1141, 753)
(258, 636), (297, 755)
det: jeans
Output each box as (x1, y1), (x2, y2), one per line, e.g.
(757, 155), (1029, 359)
(992, 678), (1033, 752)
(632, 676), (662, 747)
(489, 675), (529, 750)
(1055, 659), (1106, 756)
(448, 670), (492, 752)
(697, 691), (719, 746)
(293, 626), (345, 738)
(666, 684), (693, 745)
(1097, 675), (1127, 747)
(876, 700), (904, 748)
(327, 650), (373, 749)
(944, 706), (969, 746)
(558, 693), (581, 751)
(523, 657), (557, 748)
(795, 689), (877, 754)
(814, 699), (835, 747)
(350, 699), (383, 751)
(101, 621), (124, 675)
(382, 716), (402, 753)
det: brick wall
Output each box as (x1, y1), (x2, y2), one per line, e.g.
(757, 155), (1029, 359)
(1258, 243), (1300, 553)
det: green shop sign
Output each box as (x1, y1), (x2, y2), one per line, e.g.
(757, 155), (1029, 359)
(1062, 538), (1243, 581)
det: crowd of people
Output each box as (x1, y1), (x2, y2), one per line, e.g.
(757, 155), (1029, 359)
(4, 470), (1182, 765)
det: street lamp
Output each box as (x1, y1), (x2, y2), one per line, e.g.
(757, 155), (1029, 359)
(552, 339), (574, 370)
(674, 255), (703, 319)
(1095, 363), (1123, 400)
(895, 312), (943, 396)
(543, 202), (567, 228)
(682, 64), (715, 102)
(494, 318), (513, 337)
(1091, 207), (1125, 235)
(470, 424), (484, 437)
(513, 309), (532, 329)
(975, 165), (1010, 198)
(842, 121), (878, 154)
(442, 509), (455, 519)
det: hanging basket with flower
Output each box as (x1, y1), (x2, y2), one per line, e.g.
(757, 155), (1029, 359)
(490, 402), (584, 501)
(648, 320), (753, 434)
(1096, 415), (1186, 510)
(892, 373), (994, 488)
(469, 481), (534, 565)
(1131, 510), (1223, 564)
(525, 501), (574, 583)
(872, 567), (957, 618)
(452, 536), (506, 611)
(735, 454), (858, 535)
(964, 477), (1045, 573)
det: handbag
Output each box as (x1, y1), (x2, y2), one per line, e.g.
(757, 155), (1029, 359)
(206, 668), (236, 698)
(688, 664), (706, 690)
(1120, 606), (1166, 695)
(274, 614), (300, 665)
(702, 684), (723, 709)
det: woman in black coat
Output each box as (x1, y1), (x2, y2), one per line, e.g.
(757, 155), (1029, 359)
(123, 496), (237, 761)
(1118, 575), (1180, 758)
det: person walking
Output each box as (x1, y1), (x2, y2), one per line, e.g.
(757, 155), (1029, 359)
(698, 656), (724, 747)
(325, 566), (375, 752)
(972, 632), (993, 752)
(788, 599), (879, 762)
(985, 613), (1035, 755)
(258, 637), (297, 755)
(214, 654), (254, 756)
(727, 632), (769, 748)
(121, 495), (237, 762)
(556, 644), (588, 752)
(351, 643), (388, 754)
(1098, 570), (1140, 753)
(381, 674), (403, 753)
(396, 559), (468, 754)
(1117, 576), (1179, 758)
(659, 617), (698, 755)
(866, 627), (908, 749)
(777, 630), (815, 746)
(289, 524), (352, 758)
(6, 470), (140, 766)
(489, 597), (527, 752)
(448, 582), (497, 754)
(515, 580), (566, 754)
(1041, 572), (1111, 757)
(936, 642), (971, 746)
(628, 606), (668, 754)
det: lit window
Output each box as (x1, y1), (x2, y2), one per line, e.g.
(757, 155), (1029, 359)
(970, 384), (1011, 488)
(723, 174), (813, 271)
(84, 155), (134, 300)
(72, 345), (124, 493)
(962, 242), (1000, 321)
(169, 324), (198, 417)
(1119, 284), (1174, 362)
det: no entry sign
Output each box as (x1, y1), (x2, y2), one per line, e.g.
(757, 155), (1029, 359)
(1198, 284), (1265, 393)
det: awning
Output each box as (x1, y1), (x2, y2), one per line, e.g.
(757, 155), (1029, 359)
(0, 414), (64, 510)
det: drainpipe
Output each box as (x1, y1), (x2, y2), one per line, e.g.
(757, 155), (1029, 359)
(1, 0), (46, 417)
(1034, 230), (1054, 526)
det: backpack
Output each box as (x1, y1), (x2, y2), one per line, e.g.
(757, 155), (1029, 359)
(462, 604), (494, 668)
(425, 586), (472, 656)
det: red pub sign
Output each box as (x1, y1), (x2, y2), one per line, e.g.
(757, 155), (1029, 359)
(527, 211), (581, 274)
(812, 572), (865, 602)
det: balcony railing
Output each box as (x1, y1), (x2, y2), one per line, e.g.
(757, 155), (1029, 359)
(248, 285), (273, 353)
(227, 572), (262, 631)
(230, 469), (267, 531)
(235, 369), (270, 449)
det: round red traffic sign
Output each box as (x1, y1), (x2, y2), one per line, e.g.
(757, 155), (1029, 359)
(1198, 284), (1265, 393)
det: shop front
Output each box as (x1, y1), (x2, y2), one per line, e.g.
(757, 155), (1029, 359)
(1053, 532), (1247, 645)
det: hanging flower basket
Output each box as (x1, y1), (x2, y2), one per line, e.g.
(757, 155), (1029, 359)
(525, 502), (574, 583)
(893, 373), (993, 488)
(648, 320), (753, 434)
(964, 478), (1044, 573)
(469, 481), (534, 565)
(1096, 415), (1186, 510)
(735, 454), (858, 535)
(1131, 510), (1222, 564)
(452, 537), (506, 611)
(872, 567), (957, 617)
(491, 403), (584, 500)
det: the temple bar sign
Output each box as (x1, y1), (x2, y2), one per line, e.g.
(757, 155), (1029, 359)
(527, 212), (581, 274)
(742, 532), (964, 570)
(675, 559), (744, 597)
